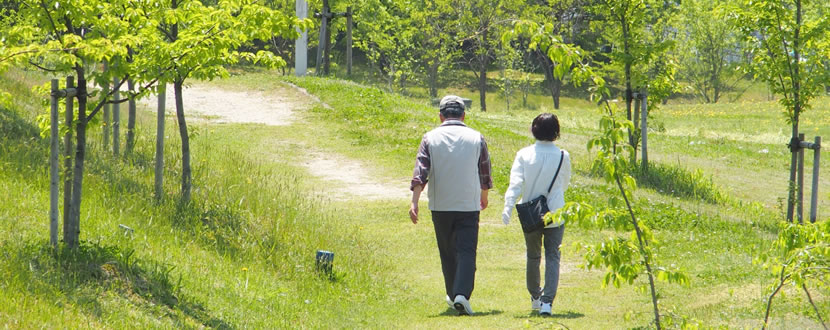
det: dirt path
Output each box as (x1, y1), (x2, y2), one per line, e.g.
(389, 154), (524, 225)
(141, 83), (407, 201)
(142, 84), (299, 126)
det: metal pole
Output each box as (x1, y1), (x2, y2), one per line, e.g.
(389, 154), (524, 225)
(640, 91), (648, 171)
(346, 6), (353, 77)
(112, 77), (120, 156)
(63, 76), (74, 238)
(797, 133), (805, 224)
(155, 85), (166, 200)
(810, 136), (821, 223)
(50, 79), (60, 248)
(295, 0), (308, 77)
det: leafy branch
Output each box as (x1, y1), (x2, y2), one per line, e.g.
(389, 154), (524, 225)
(758, 221), (830, 329)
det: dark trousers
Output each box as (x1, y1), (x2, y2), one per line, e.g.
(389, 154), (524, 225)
(431, 211), (479, 300)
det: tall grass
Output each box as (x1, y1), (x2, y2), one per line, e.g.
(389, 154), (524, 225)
(0, 69), (391, 327)
(632, 162), (732, 205)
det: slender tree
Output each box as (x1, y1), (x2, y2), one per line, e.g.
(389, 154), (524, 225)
(589, 0), (678, 162)
(2, 0), (302, 246)
(5, 0), (160, 248)
(147, 0), (303, 203)
(411, 0), (461, 99)
(524, 0), (592, 110)
(455, 0), (520, 112)
(677, 0), (743, 103)
(732, 0), (830, 222)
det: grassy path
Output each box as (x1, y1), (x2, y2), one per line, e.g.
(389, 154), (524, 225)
(1, 68), (825, 328)
(191, 78), (659, 328)
(204, 73), (826, 328)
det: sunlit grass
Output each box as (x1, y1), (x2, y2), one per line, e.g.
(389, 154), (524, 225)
(0, 69), (393, 328)
(2, 64), (828, 328)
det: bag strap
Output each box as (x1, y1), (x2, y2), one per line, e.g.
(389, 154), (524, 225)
(545, 150), (565, 194)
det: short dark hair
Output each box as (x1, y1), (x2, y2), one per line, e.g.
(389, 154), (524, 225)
(440, 105), (464, 119)
(439, 95), (466, 119)
(531, 113), (560, 141)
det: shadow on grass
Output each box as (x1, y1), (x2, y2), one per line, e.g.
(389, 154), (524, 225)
(0, 106), (48, 177)
(514, 310), (585, 319)
(11, 241), (231, 328)
(433, 308), (504, 317)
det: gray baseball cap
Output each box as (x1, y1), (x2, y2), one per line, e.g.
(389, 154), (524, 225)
(439, 95), (466, 114)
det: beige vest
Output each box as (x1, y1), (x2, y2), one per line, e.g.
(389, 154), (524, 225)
(426, 122), (482, 212)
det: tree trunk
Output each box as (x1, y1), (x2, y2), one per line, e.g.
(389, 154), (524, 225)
(479, 64), (487, 112)
(125, 79), (137, 155)
(615, 174), (661, 330)
(428, 61), (439, 99)
(323, 0), (331, 76)
(787, 0), (803, 222)
(399, 73), (408, 96)
(538, 50), (560, 110)
(551, 77), (561, 110)
(712, 68), (721, 103)
(478, 32), (489, 112)
(66, 68), (88, 249)
(503, 67), (510, 112)
(174, 80), (191, 203)
(155, 86), (165, 200)
(622, 17), (637, 163)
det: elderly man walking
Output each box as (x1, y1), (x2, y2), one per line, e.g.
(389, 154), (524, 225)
(409, 95), (492, 316)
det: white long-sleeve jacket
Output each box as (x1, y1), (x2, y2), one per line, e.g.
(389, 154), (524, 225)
(502, 141), (571, 228)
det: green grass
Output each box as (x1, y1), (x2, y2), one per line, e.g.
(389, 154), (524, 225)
(0, 69), (396, 328)
(214, 70), (827, 328)
(2, 65), (828, 328)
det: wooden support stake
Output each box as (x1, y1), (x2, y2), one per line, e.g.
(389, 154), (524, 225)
(126, 79), (136, 154)
(113, 77), (120, 156)
(810, 136), (821, 223)
(346, 6), (353, 77)
(797, 133), (805, 224)
(63, 77), (74, 238)
(49, 79), (60, 249)
(640, 91), (648, 171)
(155, 86), (166, 200)
(103, 63), (110, 149)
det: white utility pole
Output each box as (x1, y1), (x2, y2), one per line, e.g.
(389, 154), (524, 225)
(295, 0), (308, 76)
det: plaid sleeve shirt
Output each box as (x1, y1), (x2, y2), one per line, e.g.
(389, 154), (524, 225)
(410, 131), (493, 191)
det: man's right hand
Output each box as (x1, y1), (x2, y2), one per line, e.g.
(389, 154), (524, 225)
(409, 203), (419, 224)
(410, 184), (424, 224)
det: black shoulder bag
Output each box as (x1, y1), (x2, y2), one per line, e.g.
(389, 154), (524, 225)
(515, 150), (564, 233)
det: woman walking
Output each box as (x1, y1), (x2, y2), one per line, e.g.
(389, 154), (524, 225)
(502, 113), (571, 316)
